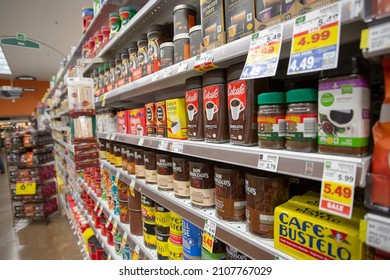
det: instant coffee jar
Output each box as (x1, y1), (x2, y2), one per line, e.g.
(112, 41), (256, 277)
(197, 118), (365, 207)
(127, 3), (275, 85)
(227, 62), (268, 146)
(173, 4), (197, 36)
(156, 153), (174, 191)
(203, 69), (229, 143)
(134, 148), (145, 178)
(172, 156), (191, 198)
(160, 42), (174, 69)
(128, 42), (138, 71)
(147, 24), (168, 74)
(126, 146), (135, 175)
(185, 76), (204, 140)
(189, 160), (215, 208)
(143, 150), (157, 184)
(189, 25), (201, 57)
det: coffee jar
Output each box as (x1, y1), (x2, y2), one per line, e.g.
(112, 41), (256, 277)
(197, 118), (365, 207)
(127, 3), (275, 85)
(189, 25), (201, 57)
(160, 42), (174, 69)
(189, 160), (215, 208)
(147, 24), (168, 73)
(173, 4), (197, 36)
(156, 153), (174, 191)
(172, 156), (191, 198)
(136, 34), (148, 68)
(214, 165), (246, 221)
(203, 69), (229, 143)
(134, 148), (145, 178)
(245, 172), (289, 238)
(144, 150), (157, 184)
(126, 146), (135, 175)
(174, 33), (190, 64)
(257, 92), (286, 149)
(185, 76), (204, 140)
(128, 42), (138, 71)
(286, 89), (318, 153)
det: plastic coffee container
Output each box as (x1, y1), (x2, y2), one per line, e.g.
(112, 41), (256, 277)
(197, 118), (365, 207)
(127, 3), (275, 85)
(185, 76), (204, 140)
(174, 33), (190, 64)
(160, 42), (174, 69)
(144, 150), (157, 184)
(136, 34), (148, 67)
(173, 4), (197, 36)
(172, 156), (191, 198)
(189, 25), (201, 57)
(189, 160), (215, 208)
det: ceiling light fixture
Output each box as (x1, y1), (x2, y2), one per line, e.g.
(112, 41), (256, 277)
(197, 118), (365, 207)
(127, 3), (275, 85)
(0, 46), (12, 75)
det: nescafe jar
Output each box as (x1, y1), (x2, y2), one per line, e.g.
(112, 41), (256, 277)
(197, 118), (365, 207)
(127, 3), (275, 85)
(172, 156), (191, 198)
(134, 148), (145, 178)
(128, 42), (138, 72)
(136, 34), (148, 70)
(185, 76), (204, 140)
(245, 172), (289, 238)
(160, 42), (174, 69)
(214, 165), (246, 221)
(173, 4), (197, 36)
(227, 62), (268, 146)
(189, 160), (215, 208)
(144, 150), (157, 184)
(156, 153), (174, 191)
(147, 24), (168, 74)
(203, 69), (229, 143)
(257, 92), (286, 149)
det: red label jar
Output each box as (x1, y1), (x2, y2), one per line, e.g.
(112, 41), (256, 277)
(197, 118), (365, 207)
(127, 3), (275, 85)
(185, 76), (204, 140)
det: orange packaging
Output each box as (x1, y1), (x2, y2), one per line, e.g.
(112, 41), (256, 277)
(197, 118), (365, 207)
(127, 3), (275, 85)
(145, 103), (156, 137)
(155, 101), (167, 138)
(128, 108), (147, 136)
(117, 110), (129, 134)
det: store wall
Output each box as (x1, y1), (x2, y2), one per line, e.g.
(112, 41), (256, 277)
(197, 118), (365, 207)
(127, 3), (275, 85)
(0, 79), (48, 118)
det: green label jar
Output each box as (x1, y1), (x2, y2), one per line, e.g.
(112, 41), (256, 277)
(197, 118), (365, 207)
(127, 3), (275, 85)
(109, 12), (121, 37)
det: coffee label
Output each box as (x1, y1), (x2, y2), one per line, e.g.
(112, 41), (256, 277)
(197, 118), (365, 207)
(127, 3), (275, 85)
(173, 180), (191, 197)
(156, 211), (171, 227)
(246, 206), (274, 238)
(170, 213), (182, 236)
(157, 174), (174, 189)
(203, 85), (221, 140)
(137, 46), (148, 66)
(225, 0), (255, 42)
(117, 111), (128, 134)
(166, 98), (188, 140)
(145, 103), (156, 136)
(227, 80), (247, 141)
(129, 52), (137, 70)
(155, 101), (167, 137)
(185, 89), (203, 139)
(141, 205), (156, 222)
(286, 113), (317, 141)
(145, 169), (158, 184)
(201, 0), (225, 46)
(216, 197), (246, 221)
(135, 165), (145, 178)
(190, 187), (215, 207)
(258, 115), (286, 140)
(157, 240), (170, 257)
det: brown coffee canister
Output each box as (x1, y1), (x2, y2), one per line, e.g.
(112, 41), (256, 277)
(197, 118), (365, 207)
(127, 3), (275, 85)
(134, 148), (145, 178)
(185, 76), (204, 141)
(174, 33), (191, 64)
(189, 160), (215, 208)
(156, 153), (174, 191)
(128, 188), (141, 211)
(126, 146), (135, 174)
(189, 25), (201, 57)
(245, 172), (289, 239)
(203, 69), (229, 143)
(214, 165), (246, 221)
(160, 42), (174, 69)
(121, 145), (128, 171)
(129, 210), (143, 236)
(172, 156), (191, 198)
(173, 4), (197, 36)
(227, 62), (267, 146)
(144, 150), (157, 184)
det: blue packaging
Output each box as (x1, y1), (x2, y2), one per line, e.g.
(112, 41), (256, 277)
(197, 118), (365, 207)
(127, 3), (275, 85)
(182, 219), (202, 258)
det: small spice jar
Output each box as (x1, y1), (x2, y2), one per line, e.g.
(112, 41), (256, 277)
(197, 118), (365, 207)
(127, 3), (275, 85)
(119, 6), (137, 28)
(109, 12), (121, 38)
(185, 76), (204, 140)
(160, 42), (174, 69)
(286, 88), (318, 152)
(173, 4), (197, 36)
(257, 92), (286, 149)
(189, 25), (201, 57)
(174, 33), (190, 64)
(128, 42), (138, 71)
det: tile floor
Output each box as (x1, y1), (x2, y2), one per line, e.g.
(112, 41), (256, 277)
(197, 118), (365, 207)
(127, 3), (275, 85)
(0, 151), (83, 260)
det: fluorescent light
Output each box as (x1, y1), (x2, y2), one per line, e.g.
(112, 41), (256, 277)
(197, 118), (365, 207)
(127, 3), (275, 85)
(0, 46), (12, 75)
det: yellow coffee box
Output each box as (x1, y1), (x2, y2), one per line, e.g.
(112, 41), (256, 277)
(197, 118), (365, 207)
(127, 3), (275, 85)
(166, 98), (188, 140)
(274, 198), (366, 260)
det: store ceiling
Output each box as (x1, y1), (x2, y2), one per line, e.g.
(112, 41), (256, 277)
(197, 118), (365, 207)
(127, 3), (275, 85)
(0, 0), (91, 82)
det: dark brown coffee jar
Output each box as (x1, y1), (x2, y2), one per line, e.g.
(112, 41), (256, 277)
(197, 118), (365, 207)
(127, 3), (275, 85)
(172, 156), (191, 198)
(113, 142), (122, 167)
(136, 34), (148, 67)
(128, 42), (138, 71)
(227, 62), (267, 146)
(120, 48), (130, 78)
(160, 42), (174, 69)
(189, 160), (215, 208)
(126, 146), (135, 175)
(185, 76), (204, 140)
(108, 141), (114, 164)
(203, 69), (229, 143)
(134, 148), (145, 178)
(121, 144), (128, 171)
(245, 172), (289, 239)
(99, 139), (106, 159)
(147, 24), (168, 73)
(144, 150), (157, 184)
(174, 33), (190, 64)
(173, 4), (197, 36)
(214, 165), (246, 221)
(189, 25), (201, 57)
(156, 153), (174, 191)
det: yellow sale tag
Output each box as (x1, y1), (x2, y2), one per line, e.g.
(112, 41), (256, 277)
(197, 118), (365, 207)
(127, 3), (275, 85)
(202, 231), (214, 253)
(132, 245), (140, 260)
(360, 29), (369, 49)
(16, 181), (36, 195)
(193, 50), (218, 72)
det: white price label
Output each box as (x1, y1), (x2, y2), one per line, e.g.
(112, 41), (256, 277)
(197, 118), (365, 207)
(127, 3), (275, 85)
(171, 142), (184, 153)
(163, 66), (173, 78)
(368, 21), (390, 53)
(319, 160), (356, 219)
(193, 50), (218, 72)
(366, 214), (390, 253)
(177, 61), (188, 73)
(257, 153), (279, 172)
(152, 72), (159, 82)
(204, 219), (217, 236)
(158, 140), (169, 151)
(241, 24), (283, 80)
(138, 138), (145, 146)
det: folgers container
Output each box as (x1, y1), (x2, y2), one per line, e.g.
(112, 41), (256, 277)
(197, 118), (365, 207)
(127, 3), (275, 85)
(172, 156), (191, 198)
(143, 220), (156, 249)
(141, 194), (155, 223)
(189, 160), (215, 208)
(157, 233), (170, 260)
(201, 238), (227, 260)
(134, 148), (145, 178)
(126, 146), (135, 175)
(173, 4), (197, 36)
(285, 89), (318, 152)
(257, 92), (287, 149)
(245, 172), (289, 238)
(189, 25), (201, 57)
(203, 69), (229, 143)
(147, 24), (168, 74)
(182, 219), (202, 259)
(155, 203), (170, 235)
(174, 33), (190, 64)
(170, 211), (182, 245)
(160, 42), (174, 69)
(169, 239), (183, 260)
(214, 165), (246, 221)
(185, 76), (204, 140)
(226, 245), (251, 260)
(144, 150), (157, 184)
(156, 153), (174, 191)
(227, 62), (266, 146)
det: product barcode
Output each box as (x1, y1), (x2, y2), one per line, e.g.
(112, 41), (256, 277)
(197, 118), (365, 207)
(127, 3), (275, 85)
(267, 155), (277, 162)
(322, 51), (336, 68)
(303, 118), (317, 137)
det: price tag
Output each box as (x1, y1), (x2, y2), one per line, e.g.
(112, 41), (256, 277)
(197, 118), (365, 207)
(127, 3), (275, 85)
(100, 94), (106, 107)
(115, 171), (120, 186)
(152, 72), (159, 82)
(257, 153), (279, 173)
(287, 2), (341, 75)
(163, 66), (173, 78)
(177, 61), (188, 73)
(121, 232), (128, 247)
(110, 134), (115, 140)
(241, 24), (283, 80)
(319, 160), (356, 219)
(158, 140), (169, 150)
(130, 180), (136, 197)
(365, 214), (390, 252)
(132, 245), (140, 260)
(171, 142), (184, 153)
(138, 138), (144, 146)
(15, 181), (36, 195)
(193, 50), (218, 72)
(105, 214), (113, 228)
(368, 21), (390, 53)
(94, 201), (100, 212)
(203, 219), (217, 253)
(111, 220), (118, 234)
(97, 205), (103, 216)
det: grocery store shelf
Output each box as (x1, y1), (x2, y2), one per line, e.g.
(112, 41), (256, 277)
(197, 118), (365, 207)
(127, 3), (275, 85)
(78, 177), (157, 260)
(100, 159), (294, 260)
(362, 20), (390, 59)
(52, 109), (70, 119)
(51, 126), (70, 132)
(53, 137), (73, 152)
(98, 132), (371, 187)
(66, 213), (90, 260)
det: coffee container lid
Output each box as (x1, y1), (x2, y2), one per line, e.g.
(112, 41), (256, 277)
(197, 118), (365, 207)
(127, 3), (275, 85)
(189, 25), (202, 34)
(286, 88), (318, 103)
(135, 33), (148, 42)
(202, 69), (226, 87)
(173, 33), (190, 41)
(173, 4), (197, 13)
(185, 76), (202, 91)
(258, 92), (286, 105)
(127, 41), (138, 49)
(160, 42), (174, 48)
(147, 24), (165, 34)
(227, 62), (245, 82)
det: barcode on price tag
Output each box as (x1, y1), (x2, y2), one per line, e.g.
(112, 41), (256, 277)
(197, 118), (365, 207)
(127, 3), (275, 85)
(138, 138), (145, 146)
(171, 142), (184, 153)
(257, 153), (279, 172)
(158, 140), (169, 150)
